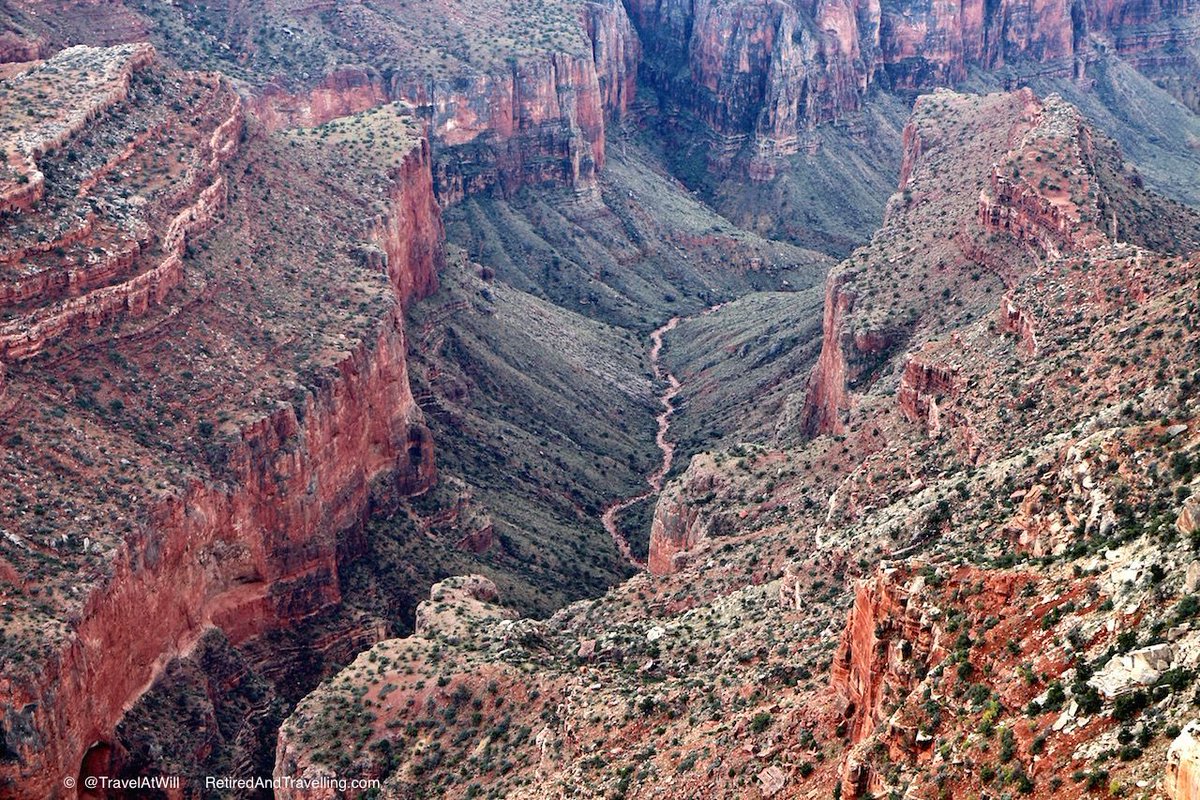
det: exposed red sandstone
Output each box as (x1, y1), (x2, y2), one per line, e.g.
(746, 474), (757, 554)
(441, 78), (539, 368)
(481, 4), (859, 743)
(1168, 721), (1200, 800)
(0, 46), (245, 362)
(0, 47), (447, 796)
(647, 489), (705, 575)
(897, 353), (962, 436)
(647, 459), (725, 575)
(999, 292), (1040, 356)
(371, 139), (445, 306)
(801, 274), (857, 437)
(251, 0), (640, 203)
(629, 0), (1199, 167)
(1, 308), (435, 797)
(978, 166), (1081, 255)
(830, 566), (1038, 800)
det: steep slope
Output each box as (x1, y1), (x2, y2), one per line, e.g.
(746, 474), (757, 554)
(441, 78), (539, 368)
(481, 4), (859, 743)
(444, 134), (831, 329)
(275, 88), (1200, 799)
(623, 0), (1200, 256)
(0, 4), (847, 791)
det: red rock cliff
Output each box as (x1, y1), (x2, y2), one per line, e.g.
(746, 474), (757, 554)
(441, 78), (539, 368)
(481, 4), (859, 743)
(0, 130), (444, 799)
(627, 0), (1199, 159)
(251, 0), (640, 204)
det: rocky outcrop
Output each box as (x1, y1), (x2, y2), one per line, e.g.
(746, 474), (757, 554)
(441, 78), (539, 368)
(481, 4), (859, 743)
(253, 0), (640, 204)
(647, 460), (729, 575)
(801, 272), (903, 437)
(1179, 495), (1200, 536)
(1167, 720), (1200, 800)
(274, 576), (517, 797)
(647, 487), (705, 575)
(413, 575), (513, 638)
(999, 292), (1039, 356)
(977, 165), (1080, 256)
(371, 139), (445, 306)
(800, 275), (856, 436)
(897, 354), (961, 436)
(830, 567), (938, 746)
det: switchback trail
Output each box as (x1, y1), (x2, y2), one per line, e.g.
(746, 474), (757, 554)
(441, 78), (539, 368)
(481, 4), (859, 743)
(601, 304), (723, 568)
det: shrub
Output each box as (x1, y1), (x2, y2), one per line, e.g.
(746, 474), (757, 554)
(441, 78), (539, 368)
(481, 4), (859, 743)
(1112, 691), (1148, 722)
(750, 711), (773, 734)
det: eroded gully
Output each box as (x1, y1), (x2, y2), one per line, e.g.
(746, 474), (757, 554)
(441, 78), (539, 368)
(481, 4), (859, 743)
(601, 305), (723, 568)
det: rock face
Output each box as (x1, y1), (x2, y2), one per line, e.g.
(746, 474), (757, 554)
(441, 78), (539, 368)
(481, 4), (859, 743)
(628, 0), (876, 162)
(1167, 720), (1200, 800)
(0, 44), (243, 361)
(373, 139), (446, 305)
(977, 157), (1088, 257)
(897, 353), (961, 436)
(830, 568), (937, 747)
(800, 274), (857, 436)
(798, 88), (1103, 439)
(252, 0), (640, 204)
(0, 47), (445, 797)
(647, 487), (705, 575)
(801, 269), (909, 436)
(1180, 495), (1200, 535)
(3, 311), (435, 796)
(647, 459), (726, 574)
(627, 0), (1200, 162)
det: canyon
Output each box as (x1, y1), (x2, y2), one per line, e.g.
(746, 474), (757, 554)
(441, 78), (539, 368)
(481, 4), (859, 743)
(0, 0), (1199, 797)
(270, 85), (1200, 799)
(0, 44), (448, 795)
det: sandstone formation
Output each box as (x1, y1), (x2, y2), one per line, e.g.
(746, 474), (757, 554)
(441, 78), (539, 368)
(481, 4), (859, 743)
(628, 0), (1200, 168)
(1, 0), (1200, 794)
(1168, 720), (1200, 800)
(0, 46), (445, 796)
(255, 32), (639, 204)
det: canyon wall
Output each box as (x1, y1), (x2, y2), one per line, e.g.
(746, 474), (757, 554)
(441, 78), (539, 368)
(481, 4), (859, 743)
(897, 354), (962, 436)
(0, 76), (446, 796)
(647, 489), (706, 575)
(626, 0), (1200, 159)
(252, 0), (640, 204)
(800, 274), (857, 437)
(0, 307), (435, 797)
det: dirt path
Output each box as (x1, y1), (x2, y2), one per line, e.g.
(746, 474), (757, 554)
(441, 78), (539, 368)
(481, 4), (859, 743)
(601, 305), (723, 568)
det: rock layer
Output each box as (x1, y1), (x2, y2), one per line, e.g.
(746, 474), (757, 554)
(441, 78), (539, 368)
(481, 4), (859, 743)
(252, 0), (640, 204)
(628, 0), (1200, 160)
(0, 48), (446, 797)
